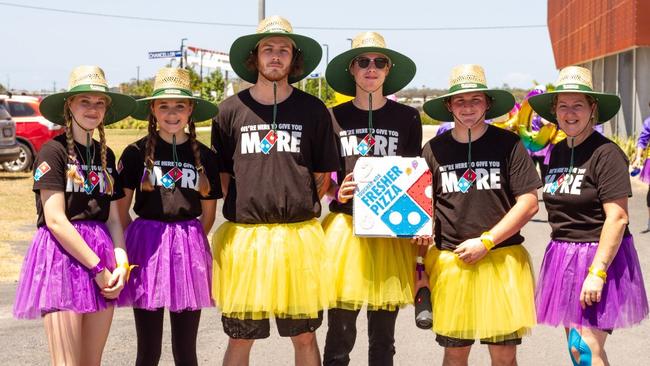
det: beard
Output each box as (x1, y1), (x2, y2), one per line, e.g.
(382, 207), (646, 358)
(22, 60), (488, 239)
(258, 62), (291, 82)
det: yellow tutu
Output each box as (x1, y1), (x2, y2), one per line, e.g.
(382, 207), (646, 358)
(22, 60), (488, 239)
(212, 219), (327, 320)
(425, 244), (536, 342)
(323, 213), (417, 311)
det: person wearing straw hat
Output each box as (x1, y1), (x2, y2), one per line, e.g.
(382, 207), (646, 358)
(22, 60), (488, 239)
(115, 67), (221, 366)
(419, 64), (541, 365)
(13, 65), (136, 365)
(529, 66), (648, 366)
(320, 31), (422, 365)
(210, 16), (339, 365)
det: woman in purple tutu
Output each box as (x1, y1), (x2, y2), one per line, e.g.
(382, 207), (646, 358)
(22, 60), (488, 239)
(632, 105), (650, 233)
(116, 67), (220, 366)
(529, 66), (649, 365)
(13, 65), (136, 365)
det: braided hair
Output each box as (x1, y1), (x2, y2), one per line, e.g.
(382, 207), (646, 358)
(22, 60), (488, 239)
(140, 113), (158, 192)
(188, 117), (211, 197)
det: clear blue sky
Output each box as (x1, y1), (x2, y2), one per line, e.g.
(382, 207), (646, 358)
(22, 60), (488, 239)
(1, 0), (557, 92)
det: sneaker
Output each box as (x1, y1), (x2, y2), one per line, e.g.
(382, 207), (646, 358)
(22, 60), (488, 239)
(414, 287), (433, 329)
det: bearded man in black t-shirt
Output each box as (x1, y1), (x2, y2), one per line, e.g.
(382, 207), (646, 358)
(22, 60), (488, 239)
(210, 16), (339, 366)
(419, 65), (541, 365)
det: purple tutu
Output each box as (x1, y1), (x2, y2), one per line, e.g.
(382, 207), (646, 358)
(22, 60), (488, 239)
(13, 221), (117, 319)
(118, 218), (213, 312)
(536, 235), (648, 329)
(639, 158), (650, 184)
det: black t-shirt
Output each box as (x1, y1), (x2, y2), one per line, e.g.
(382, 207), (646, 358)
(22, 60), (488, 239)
(118, 134), (222, 222)
(542, 131), (631, 242)
(33, 134), (124, 228)
(422, 125), (542, 250)
(328, 100), (423, 216)
(211, 88), (340, 224)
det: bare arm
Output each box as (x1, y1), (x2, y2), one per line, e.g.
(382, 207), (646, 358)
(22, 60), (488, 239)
(580, 197), (628, 308)
(200, 199), (217, 234)
(42, 190), (102, 268)
(488, 190), (539, 245)
(455, 190), (538, 264)
(591, 198), (628, 272)
(219, 173), (230, 199)
(41, 190), (112, 288)
(101, 200), (128, 298)
(313, 172), (331, 200)
(116, 188), (134, 230)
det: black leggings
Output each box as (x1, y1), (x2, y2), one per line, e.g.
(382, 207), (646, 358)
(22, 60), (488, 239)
(133, 308), (201, 366)
(323, 308), (399, 366)
(646, 185), (650, 207)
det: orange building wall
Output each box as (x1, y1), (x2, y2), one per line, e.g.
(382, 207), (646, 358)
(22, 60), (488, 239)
(548, 0), (650, 68)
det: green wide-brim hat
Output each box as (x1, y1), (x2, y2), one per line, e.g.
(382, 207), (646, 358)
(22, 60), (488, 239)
(40, 65), (136, 126)
(423, 64), (514, 121)
(131, 67), (218, 122)
(325, 32), (416, 96)
(229, 15), (322, 84)
(528, 66), (620, 125)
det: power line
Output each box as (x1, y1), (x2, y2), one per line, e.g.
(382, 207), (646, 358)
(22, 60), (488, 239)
(0, 2), (546, 31)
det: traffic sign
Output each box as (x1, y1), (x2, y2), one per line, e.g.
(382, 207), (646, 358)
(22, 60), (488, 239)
(148, 50), (182, 59)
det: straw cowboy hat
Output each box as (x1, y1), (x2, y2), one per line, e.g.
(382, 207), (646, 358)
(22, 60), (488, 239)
(325, 31), (416, 96)
(229, 15), (322, 84)
(423, 64), (515, 121)
(131, 67), (218, 122)
(40, 65), (136, 125)
(528, 66), (620, 124)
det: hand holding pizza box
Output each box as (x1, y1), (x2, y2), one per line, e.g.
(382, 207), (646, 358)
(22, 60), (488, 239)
(353, 156), (433, 237)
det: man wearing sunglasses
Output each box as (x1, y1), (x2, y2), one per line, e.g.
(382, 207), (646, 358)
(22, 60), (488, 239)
(322, 32), (421, 366)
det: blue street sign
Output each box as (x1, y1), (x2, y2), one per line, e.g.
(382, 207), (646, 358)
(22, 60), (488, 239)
(148, 50), (183, 59)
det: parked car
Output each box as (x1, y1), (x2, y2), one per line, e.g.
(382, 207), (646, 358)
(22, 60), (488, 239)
(0, 101), (21, 165)
(0, 95), (63, 172)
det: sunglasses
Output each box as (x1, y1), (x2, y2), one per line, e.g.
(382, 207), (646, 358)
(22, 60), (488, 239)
(353, 57), (390, 69)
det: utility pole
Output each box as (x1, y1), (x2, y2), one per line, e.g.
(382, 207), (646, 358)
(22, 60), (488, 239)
(346, 38), (353, 48)
(258, 0), (265, 21)
(52, 81), (56, 93)
(180, 38), (188, 68)
(136, 66), (140, 86)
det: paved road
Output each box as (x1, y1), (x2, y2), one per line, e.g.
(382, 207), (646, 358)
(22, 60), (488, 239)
(1, 126), (649, 365)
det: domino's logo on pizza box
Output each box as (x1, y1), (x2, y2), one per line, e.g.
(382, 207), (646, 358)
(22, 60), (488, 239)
(353, 157), (433, 237)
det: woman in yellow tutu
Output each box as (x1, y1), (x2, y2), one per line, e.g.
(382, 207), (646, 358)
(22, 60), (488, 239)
(210, 16), (339, 365)
(419, 64), (542, 365)
(321, 32), (420, 365)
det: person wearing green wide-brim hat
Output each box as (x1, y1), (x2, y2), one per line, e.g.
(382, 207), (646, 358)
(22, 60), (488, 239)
(321, 31), (426, 366)
(416, 64), (542, 364)
(529, 67), (648, 366)
(209, 15), (340, 366)
(13, 65), (135, 365)
(116, 66), (222, 365)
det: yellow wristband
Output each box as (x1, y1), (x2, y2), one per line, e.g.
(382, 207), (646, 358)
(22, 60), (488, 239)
(588, 266), (607, 282)
(480, 231), (495, 251)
